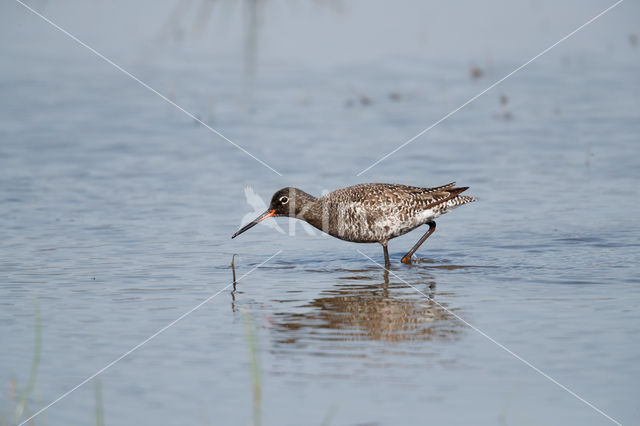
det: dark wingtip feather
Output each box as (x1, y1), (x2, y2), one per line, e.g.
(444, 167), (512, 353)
(447, 186), (469, 198)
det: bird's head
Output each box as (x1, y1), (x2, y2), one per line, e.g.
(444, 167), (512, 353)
(231, 187), (316, 238)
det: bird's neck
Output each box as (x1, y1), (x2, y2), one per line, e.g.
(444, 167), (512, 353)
(288, 190), (319, 223)
(299, 198), (330, 232)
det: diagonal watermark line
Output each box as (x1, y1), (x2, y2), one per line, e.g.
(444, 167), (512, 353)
(17, 250), (282, 426)
(14, 0), (282, 176)
(357, 250), (621, 425)
(357, 0), (625, 176)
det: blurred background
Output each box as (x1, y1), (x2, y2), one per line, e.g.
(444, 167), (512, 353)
(1, 1), (639, 425)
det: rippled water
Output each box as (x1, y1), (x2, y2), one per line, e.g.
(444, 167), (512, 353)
(2, 5), (640, 425)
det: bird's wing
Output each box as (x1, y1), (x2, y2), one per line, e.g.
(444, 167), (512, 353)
(406, 184), (470, 210)
(359, 183), (469, 212)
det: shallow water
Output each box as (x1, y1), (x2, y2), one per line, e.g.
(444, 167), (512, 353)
(2, 3), (640, 426)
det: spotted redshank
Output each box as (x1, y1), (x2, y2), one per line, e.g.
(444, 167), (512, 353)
(232, 182), (475, 267)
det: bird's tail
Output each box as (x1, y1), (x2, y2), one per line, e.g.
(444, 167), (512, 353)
(447, 194), (476, 208)
(437, 187), (476, 211)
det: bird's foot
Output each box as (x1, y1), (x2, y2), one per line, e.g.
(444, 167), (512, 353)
(401, 255), (413, 264)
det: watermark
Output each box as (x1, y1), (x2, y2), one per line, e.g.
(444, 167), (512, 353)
(235, 186), (334, 238)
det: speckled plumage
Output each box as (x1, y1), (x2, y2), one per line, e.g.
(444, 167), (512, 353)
(296, 182), (474, 243)
(232, 182), (475, 266)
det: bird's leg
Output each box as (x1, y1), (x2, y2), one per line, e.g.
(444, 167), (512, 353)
(381, 268), (389, 297)
(401, 221), (436, 264)
(381, 242), (390, 269)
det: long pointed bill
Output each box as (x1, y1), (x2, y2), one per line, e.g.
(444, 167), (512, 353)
(231, 210), (276, 239)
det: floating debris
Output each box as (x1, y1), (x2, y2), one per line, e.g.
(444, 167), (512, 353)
(470, 66), (483, 79)
(389, 92), (403, 102)
(630, 33), (638, 48)
(499, 94), (509, 105)
(359, 95), (372, 106)
(493, 111), (513, 121)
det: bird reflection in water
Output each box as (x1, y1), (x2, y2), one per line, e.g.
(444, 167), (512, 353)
(272, 268), (462, 345)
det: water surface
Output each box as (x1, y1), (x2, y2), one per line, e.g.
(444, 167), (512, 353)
(1, 4), (640, 425)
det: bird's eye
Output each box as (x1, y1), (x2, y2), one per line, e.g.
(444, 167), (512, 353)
(279, 196), (289, 204)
